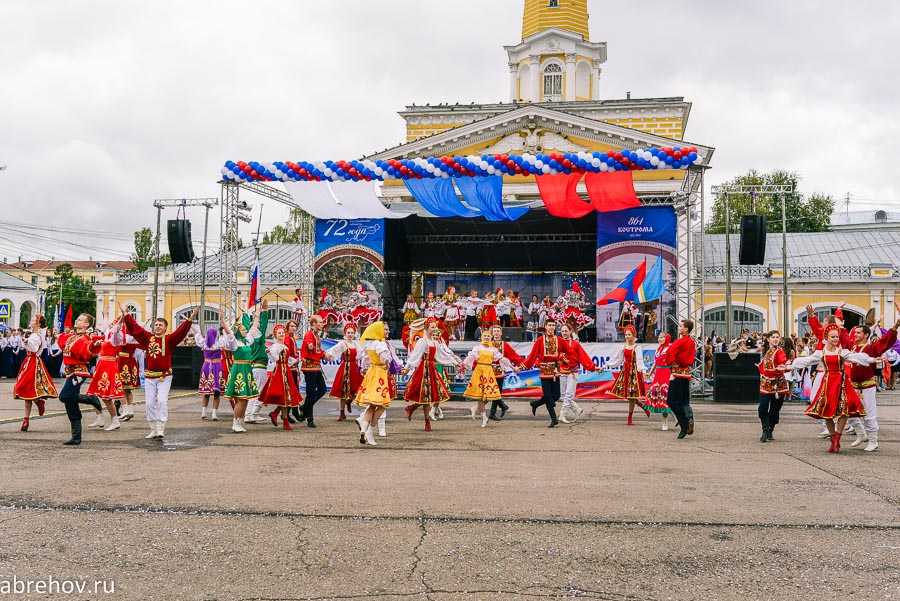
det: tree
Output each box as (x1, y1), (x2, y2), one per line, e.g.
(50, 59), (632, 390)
(130, 227), (170, 272)
(706, 170), (834, 234)
(45, 263), (97, 321)
(262, 208), (312, 244)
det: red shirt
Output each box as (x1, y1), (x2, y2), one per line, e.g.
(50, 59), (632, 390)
(807, 315), (851, 350)
(300, 330), (325, 371)
(523, 335), (568, 379)
(758, 348), (788, 395)
(662, 335), (696, 380)
(58, 332), (101, 377)
(123, 314), (193, 379)
(850, 328), (897, 387)
(560, 338), (595, 374)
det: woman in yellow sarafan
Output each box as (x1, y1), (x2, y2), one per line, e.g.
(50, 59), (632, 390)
(354, 321), (393, 446)
(462, 331), (516, 428)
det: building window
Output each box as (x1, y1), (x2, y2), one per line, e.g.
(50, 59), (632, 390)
(124, 304), (139, 320)
(175, 306), (220, 326)
(703, 307), (764, 339)
(543, 63), (563, 101)
(548, 0), (559, 7)
(31, 276), (37, 285)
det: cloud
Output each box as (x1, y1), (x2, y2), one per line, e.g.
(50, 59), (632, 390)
(1, 0), (898, 259)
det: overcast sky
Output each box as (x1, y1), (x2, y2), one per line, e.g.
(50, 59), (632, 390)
(2, 0), (898, 260)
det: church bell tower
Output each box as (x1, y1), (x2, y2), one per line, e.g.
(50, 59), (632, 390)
(506, 0), (607, 103)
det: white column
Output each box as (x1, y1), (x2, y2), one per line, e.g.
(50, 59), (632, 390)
(885, 292), (895, 324)
(144, 294), (152, 324)
(565, 54), (576, 101)
(508, 63), (519, 101)
(108, 292), (117, 321)
(592, 61), (603, 99)
(769, 293), (779, 331)
(97, 293), (106, 320)
(531, 57), (541, 101)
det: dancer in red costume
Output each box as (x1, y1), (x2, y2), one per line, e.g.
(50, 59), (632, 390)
(645, 333), (673, 431)
(117, 334), (140, 422)
(261, 324), (303, 431)
(789, 323), (875, 453)
(57, 313), (104, 445)
(756, 330), (791, 443)
(14, 314), (57, 432)
(602, 324), (648, 425)
(85, 318), (126, 432)
(402, 318), (460, 431)
(326, 324), (363, 421)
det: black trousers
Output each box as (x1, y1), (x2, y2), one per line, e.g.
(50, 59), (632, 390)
(301, 371), (327, 419)
(533, 378), (560, 421)
(464, 316), (479, 341)
(489, 376), (509, 417)
(499, 315), (511, 327)
(666, 378), (693, 430)
(758, 393), (784, 429)
(58, 376), (99, 425)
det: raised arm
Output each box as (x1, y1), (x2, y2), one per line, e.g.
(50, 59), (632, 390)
(168, 312), (196, 347)
(405, 338), (428, 370)
(122, 313), (151, 347)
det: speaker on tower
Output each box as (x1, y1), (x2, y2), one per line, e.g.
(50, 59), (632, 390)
(738, 215), (767, 265)
(167, 219), (195, 264)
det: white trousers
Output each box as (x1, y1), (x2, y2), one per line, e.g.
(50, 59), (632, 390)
(144, 376), (172, 423)
(560, 374), (577, 408)
(849, 386), (878, 433)
(248, 368), (268, 413)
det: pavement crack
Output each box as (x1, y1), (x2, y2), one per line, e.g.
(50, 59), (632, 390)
(288, 516), (315, 572)
(407, 511), (428, 581)
(785, 451), (900, 508)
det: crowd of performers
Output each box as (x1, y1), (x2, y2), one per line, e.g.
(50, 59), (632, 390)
(9, 297), (898, 455)
(397, 284), (594, 341)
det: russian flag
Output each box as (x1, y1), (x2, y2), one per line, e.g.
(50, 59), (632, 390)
(247, 261), (260, 309)
(596, 259), (646, 306)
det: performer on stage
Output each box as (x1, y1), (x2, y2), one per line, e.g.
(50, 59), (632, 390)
(315, 288), (340, 329)
(222, 307), (263, 433)
(444, 299), (463, 341)
(421, 291), (438, 319)
(57, 314), (104, 445)
(523, 319), (567, 427)
(756, 330), (791, 443)
(261, 324), (303, 430)
(462, 290), (485, 341)
(558, 323), (595, 424)
(326, 324), (363, 421)
(401, 294), (421, 324)
(14, 314), (58, 432)
(645, 333), (673, 431)
(845, 321), (898, 451)
(85, 318), (126, 432)
(191, 321), (228, 421)
(463, 331), (514, 428)
(789, 323), (876, 453)
(602, 325), (648, 425)
(299, 314), (327, 428)
(496, 290), (511, 328)
(557, 283), (594, 331)
(488, 324), (524, 421)
(354, 321), (392, 446)
(122, 305), (196, 439)
(403, 318), (459, 431)
(290, 289), (307, 331)
(662, 319), (697, 439)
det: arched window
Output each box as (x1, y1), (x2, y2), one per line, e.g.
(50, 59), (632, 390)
(798, 306), (862, 337)
(543, 63), (563, 101)
(174, 306), (220, 326)
(19, 301), (34, 329)
(548, 0), (560, 7)
(124, 304), (139, 320)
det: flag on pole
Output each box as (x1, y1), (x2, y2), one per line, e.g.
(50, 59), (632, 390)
(634, 255), (664, 303)
(247, 261), (260, 309)
(596, 259), (647, 306)
(63, 305), (73, 329)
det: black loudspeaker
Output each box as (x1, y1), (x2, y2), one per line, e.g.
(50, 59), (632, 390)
(713, 352), (760, 403)
(171, 346), (202, 389)
(502, 327), (526, 342)
(167, 219), (195, 264)
(739, 215), (767, 265)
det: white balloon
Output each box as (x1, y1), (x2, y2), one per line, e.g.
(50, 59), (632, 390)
(542, 165), (551, 174)
(535, 160), (545, 169)
(599, 162), (608, 172)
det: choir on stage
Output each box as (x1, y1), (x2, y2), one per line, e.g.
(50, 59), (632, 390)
(7, 288), (898, 459)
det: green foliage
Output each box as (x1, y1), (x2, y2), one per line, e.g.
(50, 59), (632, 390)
(262, 209), (312, 244)
(706, 170), (834, 234)
(130, 227), (170, 272)
(45, 263), (96, 320)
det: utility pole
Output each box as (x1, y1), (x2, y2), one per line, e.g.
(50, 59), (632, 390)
(781, 193), (789, 336)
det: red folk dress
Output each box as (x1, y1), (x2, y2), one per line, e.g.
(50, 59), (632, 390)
(608, 346), (646, 401)
(117, 342), (141, 390)
(404, 340), (454, 406)
(804, 353), (865, 420)
(14, 332), (58, 400)
(258, 342), (302, 408)
(86, 341), (125, 400)
(645, 344), (671, 413)
(329, 340), (363, 401)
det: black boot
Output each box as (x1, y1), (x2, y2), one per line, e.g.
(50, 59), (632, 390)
(766, 426), (775, 441)
(63, 420), (82, 446)
(287, 414), (296, 424)
(499, 400), (509, 419)
(114, 399), (122, 416)
(291, 406), (303, 422)
(306, 417), (317, 428)
(488, 401), (500, 421)
(547, 405), (558, 428)
(78, 394), (102, 412)
(529, 400), (540, 416)
(760, 420), (769, 443)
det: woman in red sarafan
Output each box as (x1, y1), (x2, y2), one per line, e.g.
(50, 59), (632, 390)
(603, 324), (649, 426)
(260, 324), (303, 431)
(789, 324), (875, 453)
(14, 314), (58, 432)
(85, 319), (126, 431)
(645, 332), (673, 431)
(402, 319), (460, 432)
(325, 324), (363, 421)
(116, 336), (141, 422)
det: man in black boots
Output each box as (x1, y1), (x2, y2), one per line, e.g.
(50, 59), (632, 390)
(522, 320), (566, 427)
(56, 313), (103, 446)
(662, 319), (697, 439)
(299, 315), (327, 428)
(488, 325), (524, 420)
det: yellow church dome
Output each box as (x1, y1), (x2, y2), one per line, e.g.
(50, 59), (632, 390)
(521, 0), (589, 40)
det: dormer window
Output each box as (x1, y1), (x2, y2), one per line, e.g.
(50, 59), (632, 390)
(543, 63), (563, 101)
(548, 0), (559, 7)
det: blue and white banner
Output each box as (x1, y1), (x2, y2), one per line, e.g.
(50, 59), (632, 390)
(315, 218), (385, 257)
(597, 205), (676, 248)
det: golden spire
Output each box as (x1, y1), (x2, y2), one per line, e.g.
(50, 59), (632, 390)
(521, 0), (589, 40)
